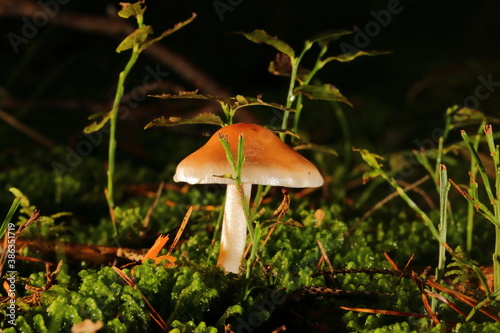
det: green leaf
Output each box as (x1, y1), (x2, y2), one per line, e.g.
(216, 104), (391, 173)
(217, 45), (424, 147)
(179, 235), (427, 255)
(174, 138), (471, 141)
(144, 113), (224, 129)
(118, 1), (146, 19)
(237, 29), (295, 59)
(8, 187), (31, 211)
(309, 29), (353, 47)
(361, 170), (383, 184)
(84, 112), (112, 134)
(116, 25), (153, 53)
(322, 50), (389, 63)
(353, 147), (385, 169)
(294, 84), (352, 106)
(450, 107), (486, 129)
(139, 13), (197, 52)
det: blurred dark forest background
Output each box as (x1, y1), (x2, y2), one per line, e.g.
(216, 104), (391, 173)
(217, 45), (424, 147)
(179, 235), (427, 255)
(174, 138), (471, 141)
(1, 0), (500, 213)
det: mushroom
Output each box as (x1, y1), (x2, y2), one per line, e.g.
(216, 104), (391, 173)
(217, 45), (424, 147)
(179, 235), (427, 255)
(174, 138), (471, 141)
(174, 123), (324, 273)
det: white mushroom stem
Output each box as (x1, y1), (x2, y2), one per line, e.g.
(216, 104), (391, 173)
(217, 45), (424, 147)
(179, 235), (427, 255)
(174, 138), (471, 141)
(216, 183), (252, 274)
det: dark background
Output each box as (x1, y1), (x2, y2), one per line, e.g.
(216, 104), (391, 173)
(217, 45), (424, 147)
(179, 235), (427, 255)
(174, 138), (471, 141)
(1, 0), (500, 208)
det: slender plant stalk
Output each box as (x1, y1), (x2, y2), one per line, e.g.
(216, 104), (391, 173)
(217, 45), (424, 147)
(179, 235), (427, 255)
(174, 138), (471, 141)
(467, 121), (485, 252)
(280, 42), (312, 140)
(460, 127), (500, 291)
(433, 164), (449, 311)
(434, 110), (452, 184)
(485, 125), (500, 292)
(106, 13), (145, 234)
(291, 43), (326, 136)
(437, 164), (449, 281)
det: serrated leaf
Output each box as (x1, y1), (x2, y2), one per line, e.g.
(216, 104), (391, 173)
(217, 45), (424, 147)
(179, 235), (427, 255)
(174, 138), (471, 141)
(144, 113), (224, 129)
(116, 25), (153, 53)
(118, 1), (146, 19)
(238, 29), (295, 59)
(84, 112), (112, 133)
(139, 13), (197, 52)
(150, 91), (224, 103)
(323, 50), (389, 63)
(293, 143), (338, 156)
(295, 84), (352, 106)
(309, 30), (353, 47)
(230, 94), (293, 113)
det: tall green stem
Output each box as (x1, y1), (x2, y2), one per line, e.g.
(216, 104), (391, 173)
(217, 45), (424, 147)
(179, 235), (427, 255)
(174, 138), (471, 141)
(433, 164), (449, 311)
(495, 227), (500, 293)
(280, 42), (312, 141)
(466, 121), (485, 252)
(291, 45), (326, 137)
(106, 17), (144, 227)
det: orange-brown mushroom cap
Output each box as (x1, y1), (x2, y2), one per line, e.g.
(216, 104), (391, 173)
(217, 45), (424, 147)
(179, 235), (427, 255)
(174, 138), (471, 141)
(174, 123), (324, 188)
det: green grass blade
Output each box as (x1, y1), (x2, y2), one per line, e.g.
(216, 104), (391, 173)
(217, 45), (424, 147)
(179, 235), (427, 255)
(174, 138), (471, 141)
(0, 197), (21, 238)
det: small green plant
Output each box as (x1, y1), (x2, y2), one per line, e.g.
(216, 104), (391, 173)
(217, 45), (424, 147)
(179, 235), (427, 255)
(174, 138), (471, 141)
(84, 1), (196, 233)
(237, 30), (384, 140)
(451, 123), (500, 293)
